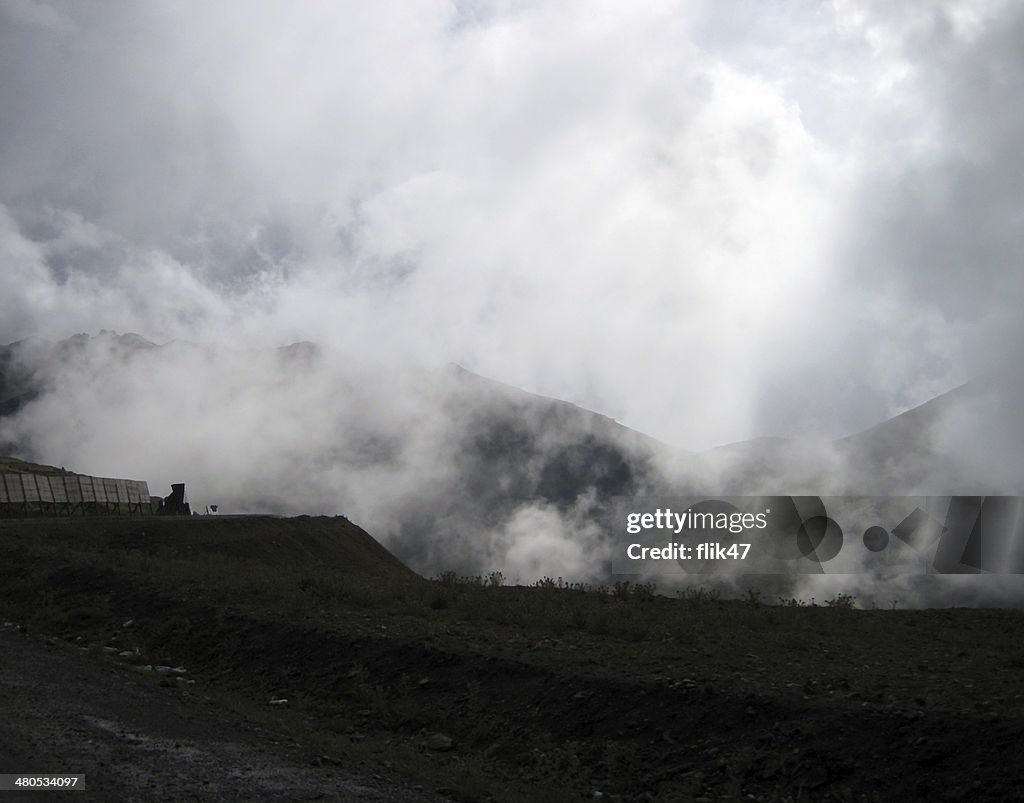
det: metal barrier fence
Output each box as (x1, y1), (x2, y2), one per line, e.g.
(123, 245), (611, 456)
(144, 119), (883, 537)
(0, 473), (156, 517)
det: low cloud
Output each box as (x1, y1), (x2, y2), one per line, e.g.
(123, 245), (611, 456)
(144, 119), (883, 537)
(0, 2), (1022, 602)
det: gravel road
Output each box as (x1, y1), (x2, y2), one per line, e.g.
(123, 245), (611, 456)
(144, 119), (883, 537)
(0, 626), (446, 802)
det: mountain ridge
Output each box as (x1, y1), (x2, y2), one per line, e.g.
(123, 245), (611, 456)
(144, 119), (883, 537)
(0, 331), (1018, 578)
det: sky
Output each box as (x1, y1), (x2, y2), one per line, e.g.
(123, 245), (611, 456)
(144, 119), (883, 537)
(1, 0), (1023, 451)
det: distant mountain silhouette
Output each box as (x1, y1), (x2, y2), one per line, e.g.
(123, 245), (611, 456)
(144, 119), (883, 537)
(694, 380), (1017, 495)
(0, 333), (1018, 577)
(441, 363), (665, 506)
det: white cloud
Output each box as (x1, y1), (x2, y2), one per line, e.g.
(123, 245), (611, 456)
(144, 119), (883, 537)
(0, 0), (1021, 454)
(0, 0), (72, 32)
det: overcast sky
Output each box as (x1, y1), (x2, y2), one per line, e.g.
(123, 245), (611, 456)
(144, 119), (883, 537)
(1, 0), (1021, 449)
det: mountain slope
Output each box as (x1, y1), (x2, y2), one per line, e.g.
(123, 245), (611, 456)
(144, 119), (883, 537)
(0, 334), (668, 577)
(1, 332), (1019, 580)
(693, 380), (1019, 496)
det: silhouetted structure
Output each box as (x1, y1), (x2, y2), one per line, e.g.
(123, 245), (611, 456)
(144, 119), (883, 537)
(0, 472), (153, 517)
(0, 472), (194, 518)
(160, 483), (191, 516)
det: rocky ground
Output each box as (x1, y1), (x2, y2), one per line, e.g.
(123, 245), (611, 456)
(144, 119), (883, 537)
(0, 626), (446, 802)
(2, 516), (1024, 801)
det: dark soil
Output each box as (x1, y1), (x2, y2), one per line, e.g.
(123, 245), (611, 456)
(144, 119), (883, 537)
(0, 516), (1022, 802)
(0, 626), (446, 802)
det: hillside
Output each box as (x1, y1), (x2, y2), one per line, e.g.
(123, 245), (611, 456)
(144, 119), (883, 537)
(439, 361), (667, 509)
(0, 454), (69, 475)
(0, 515), (1021, 801)
(0, 334), (668, 578)
(692, 379), (1018, 496)
(0, 332), (1020, 584)
(0, 514), (421, 585)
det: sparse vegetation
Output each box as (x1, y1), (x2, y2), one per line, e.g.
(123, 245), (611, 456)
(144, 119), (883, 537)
(0, 515), (1022, 801)
(826, 592), (858, 609)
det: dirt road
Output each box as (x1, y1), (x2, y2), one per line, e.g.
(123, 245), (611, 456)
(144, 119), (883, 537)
(0, 626), (445, 802)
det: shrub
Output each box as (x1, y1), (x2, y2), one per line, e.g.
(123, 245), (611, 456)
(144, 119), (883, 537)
(777, 596), (807, 607)
(678, 586), (721, 603)
(825, 593), (857, 609)
(484, 571), (505, 588)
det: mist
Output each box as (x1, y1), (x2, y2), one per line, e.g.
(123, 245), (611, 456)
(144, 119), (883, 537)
(1, 1), (1022, 602)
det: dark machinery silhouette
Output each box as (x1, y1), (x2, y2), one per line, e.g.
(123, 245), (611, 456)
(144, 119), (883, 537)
(159, 483), (191, 516)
